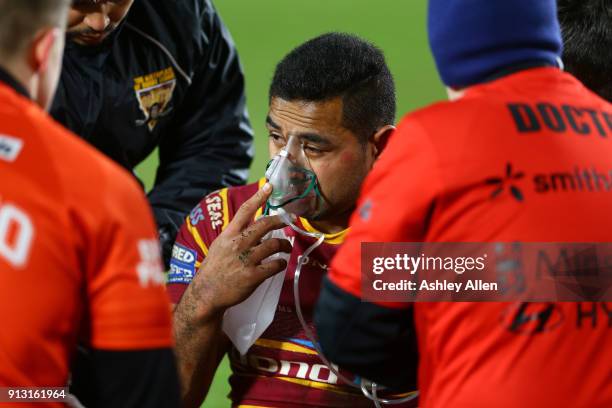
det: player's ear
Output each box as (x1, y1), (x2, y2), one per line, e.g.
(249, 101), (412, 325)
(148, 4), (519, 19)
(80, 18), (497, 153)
(370, 125), (395, 160)
(29, 27), (60, 73)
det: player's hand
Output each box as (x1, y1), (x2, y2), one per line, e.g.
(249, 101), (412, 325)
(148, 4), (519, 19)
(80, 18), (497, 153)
(184, 183), (292, 321)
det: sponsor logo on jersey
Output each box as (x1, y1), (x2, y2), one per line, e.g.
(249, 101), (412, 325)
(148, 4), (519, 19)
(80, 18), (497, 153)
(502, 302), (612, 333)
(236, 352), (340, 385)
(0, 201), (33, 268)
(485, 162), (612, 202)
(133, 67), (176, 131)
(136, 239), (165, 287)
(168, 243), (197, 284)
(205, 193), (224, 230)
(173, 244), (196, 264)
(502, 303), (564, 334)
(190, 205), (205, 226)
(484, 162), (525, 202)
(574, 302), (612, 329)
(0, 135), (23, 162)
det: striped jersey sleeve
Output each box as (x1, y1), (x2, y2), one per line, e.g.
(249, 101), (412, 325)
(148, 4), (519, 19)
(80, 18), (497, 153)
(166, 180), (264, 304)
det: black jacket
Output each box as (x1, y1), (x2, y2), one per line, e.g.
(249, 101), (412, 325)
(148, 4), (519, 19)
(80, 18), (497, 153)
(51, 0), (254, 266)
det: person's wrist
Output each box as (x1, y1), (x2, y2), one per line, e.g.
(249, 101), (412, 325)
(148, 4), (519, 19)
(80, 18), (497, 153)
(195, 290), (227, 326)
(193, 296), (225, 325)
(175, 281), (226, 327)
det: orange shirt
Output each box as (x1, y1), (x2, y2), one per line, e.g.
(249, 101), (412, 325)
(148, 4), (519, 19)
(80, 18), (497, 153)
(0, 79), (173, 399)
(330, 68), (612, 408)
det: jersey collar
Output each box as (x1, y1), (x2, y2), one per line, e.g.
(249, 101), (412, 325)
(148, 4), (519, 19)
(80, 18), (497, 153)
(0, 67), (30, 99)
(299, 217), (349, 245)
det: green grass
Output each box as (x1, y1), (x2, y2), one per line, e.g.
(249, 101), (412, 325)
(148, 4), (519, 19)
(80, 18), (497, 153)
(135, 1), (444, 406)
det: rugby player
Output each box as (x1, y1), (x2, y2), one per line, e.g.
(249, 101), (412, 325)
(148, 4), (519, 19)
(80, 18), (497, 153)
(168, 33), (417, 407)
(316, 0), (612, 407)
(0, 1), (179, 406)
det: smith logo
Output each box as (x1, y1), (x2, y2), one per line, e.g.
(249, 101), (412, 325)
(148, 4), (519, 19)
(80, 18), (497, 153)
(534, 167), (612, 193)
(133, 67), (176, 131)
(486, 163), (612, 201)
(485, 162), (525, 202)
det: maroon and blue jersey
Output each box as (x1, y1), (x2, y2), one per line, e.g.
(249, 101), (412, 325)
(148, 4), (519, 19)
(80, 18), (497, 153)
(167, 179), (416, 407)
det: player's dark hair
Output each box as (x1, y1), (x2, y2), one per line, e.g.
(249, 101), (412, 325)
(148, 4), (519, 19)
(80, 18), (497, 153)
(270, 33), (396, 143)
(0, 0), (70, 58)
(558, 0), (612, 102)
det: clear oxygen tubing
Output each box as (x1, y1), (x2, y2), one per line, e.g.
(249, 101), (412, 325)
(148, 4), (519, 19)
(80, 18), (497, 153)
(277, 210), (419, 406)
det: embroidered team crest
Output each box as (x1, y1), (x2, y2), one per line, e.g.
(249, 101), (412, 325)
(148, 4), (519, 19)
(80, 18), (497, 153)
(133, 67), (176, 131)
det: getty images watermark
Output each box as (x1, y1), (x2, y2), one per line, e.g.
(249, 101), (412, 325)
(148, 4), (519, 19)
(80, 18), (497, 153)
(361, 243), (612, 302)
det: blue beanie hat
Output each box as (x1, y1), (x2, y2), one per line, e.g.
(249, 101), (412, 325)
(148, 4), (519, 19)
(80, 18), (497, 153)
(428, 0), (563, 88)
